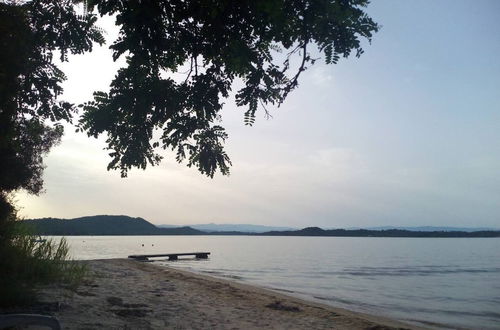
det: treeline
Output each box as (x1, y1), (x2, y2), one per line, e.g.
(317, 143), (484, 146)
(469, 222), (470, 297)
(24, 216), (500, 238)
(255, 227), (500, 238)
(24, 216), (204, 236)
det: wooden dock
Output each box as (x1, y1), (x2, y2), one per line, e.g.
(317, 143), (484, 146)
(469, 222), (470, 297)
(128, 252), (210, 261)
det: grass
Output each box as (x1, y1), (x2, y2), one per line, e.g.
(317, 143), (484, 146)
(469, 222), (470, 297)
(0, 219), (87, 307)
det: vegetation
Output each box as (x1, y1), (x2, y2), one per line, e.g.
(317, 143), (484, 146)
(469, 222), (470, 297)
(1, 0), (379, 205)
(80, 0), (379, 177)
(257, 227), (500, 238)
(0, 0), (378, 306)
(25, 215), (204, 235)
(25, 216), (500, 238)
(0, 0), (103, 306)
(0, 215), (86, 307)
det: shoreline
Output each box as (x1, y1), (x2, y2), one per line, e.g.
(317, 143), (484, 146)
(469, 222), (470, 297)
(24, 258), (421, 329)
(153, 261), (423, 329)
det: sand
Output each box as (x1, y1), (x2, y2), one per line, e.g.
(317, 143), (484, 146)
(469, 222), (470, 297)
(24, 259), (421, 329)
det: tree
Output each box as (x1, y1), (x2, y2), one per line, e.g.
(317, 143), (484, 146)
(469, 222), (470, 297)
(0, 0), (378, 219)
(0, 0), (104, 221)
(1, 1), (378, 303)
(80, 0), (379, 178)
(0, 0), (105, 305)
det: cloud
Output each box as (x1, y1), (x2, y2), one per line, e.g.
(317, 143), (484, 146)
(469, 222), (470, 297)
(309, 66), (334, 87)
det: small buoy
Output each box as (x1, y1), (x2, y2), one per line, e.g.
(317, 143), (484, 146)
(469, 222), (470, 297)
(142, 244), (144, 247)
(152, 244), (154, 246)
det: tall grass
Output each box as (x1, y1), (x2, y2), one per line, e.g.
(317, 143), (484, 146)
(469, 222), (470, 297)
(0, 219), (87, 307)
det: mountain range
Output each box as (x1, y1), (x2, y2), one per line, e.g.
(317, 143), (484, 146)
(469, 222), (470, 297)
(160, 223), (498, 233)
(23, 215), (204, 236)
(158, 223), (297, 233)
(22, 215), (500, 237)
(346, 226), (497, 232)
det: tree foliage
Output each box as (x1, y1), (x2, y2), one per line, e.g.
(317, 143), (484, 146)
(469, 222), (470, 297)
(0, 0), (378, 306)
(0, 2), (102, 305)
(79, 0), (379, 177)
(0, 0), (104, 199)
(1, 0), (378, 207)
(0, 0), (103, 260)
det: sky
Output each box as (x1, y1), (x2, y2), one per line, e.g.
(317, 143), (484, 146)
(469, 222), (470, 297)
(16, 0), (500, 228)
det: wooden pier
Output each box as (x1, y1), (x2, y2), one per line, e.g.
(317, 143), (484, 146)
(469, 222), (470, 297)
(128, 252), (210, 261)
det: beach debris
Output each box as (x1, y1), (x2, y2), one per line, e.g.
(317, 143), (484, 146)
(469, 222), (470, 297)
(106, 296), (149, 308)
(265, 301), (301, 312)
(106, 296), (152, 318)
(75, 290), (96, 297)
(110, 308), (151, 318)
(106, 296), (123, 306)
(366, 326), (409, 330)
(82, 282), (99, 288)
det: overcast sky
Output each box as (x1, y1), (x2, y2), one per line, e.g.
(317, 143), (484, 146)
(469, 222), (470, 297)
(16, 0), (500, 228)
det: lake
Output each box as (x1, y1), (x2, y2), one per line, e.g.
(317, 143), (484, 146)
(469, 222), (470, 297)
(60, 236), (500, 329)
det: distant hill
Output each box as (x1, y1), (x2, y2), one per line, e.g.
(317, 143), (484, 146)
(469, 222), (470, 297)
(23, 215), (500, 237)
(158, 223), (297, 233)
(259, 227), (500, 238)
(350, 226), (498, 232)
(24, 215), (204, 236)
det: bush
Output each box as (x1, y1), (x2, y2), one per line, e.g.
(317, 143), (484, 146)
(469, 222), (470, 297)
(0, 206), (86, 307)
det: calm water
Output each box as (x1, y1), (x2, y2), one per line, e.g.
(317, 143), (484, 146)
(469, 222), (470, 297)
(60, 236), (500, 329)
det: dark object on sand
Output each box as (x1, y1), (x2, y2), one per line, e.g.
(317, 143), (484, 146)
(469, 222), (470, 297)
(110, 308), (151, 318)
(106, 296), (151, 318)
(266, 301), (301, 312)
(0, 314), (61, 329)
(106, 296), (148, 309)
(128, 252), (210, 261)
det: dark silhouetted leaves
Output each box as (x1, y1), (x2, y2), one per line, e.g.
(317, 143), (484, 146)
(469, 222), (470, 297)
(0, 0), (104, 202)
(1, 0), (378, 203)
(79, 0), (379, 177)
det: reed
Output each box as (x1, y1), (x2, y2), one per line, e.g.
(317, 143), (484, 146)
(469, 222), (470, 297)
(0, 220), (86, 307)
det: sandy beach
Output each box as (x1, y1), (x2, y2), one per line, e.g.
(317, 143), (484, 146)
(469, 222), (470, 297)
(21, 259), (419, 329)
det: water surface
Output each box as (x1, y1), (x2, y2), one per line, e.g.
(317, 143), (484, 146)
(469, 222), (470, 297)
(62, 236), (500, 329)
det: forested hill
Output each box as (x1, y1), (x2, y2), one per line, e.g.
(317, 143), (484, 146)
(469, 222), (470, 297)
(23, 215), (204, 236)
(23, 216), (500, 237)
(256, 227), (500, 238)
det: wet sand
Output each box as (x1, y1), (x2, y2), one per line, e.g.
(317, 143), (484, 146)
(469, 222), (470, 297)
(32, 259), (420, 329)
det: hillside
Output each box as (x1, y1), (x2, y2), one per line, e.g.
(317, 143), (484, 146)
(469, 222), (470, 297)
(349, 226), (497, 232)
(23, 215), (500, 237)
(24, 215), (204, 236)
(259, 227), (500, 238)
(158, 223), (297, 233)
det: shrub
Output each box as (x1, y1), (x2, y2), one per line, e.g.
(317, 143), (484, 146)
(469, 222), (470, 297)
(0, 207), (86, 307)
